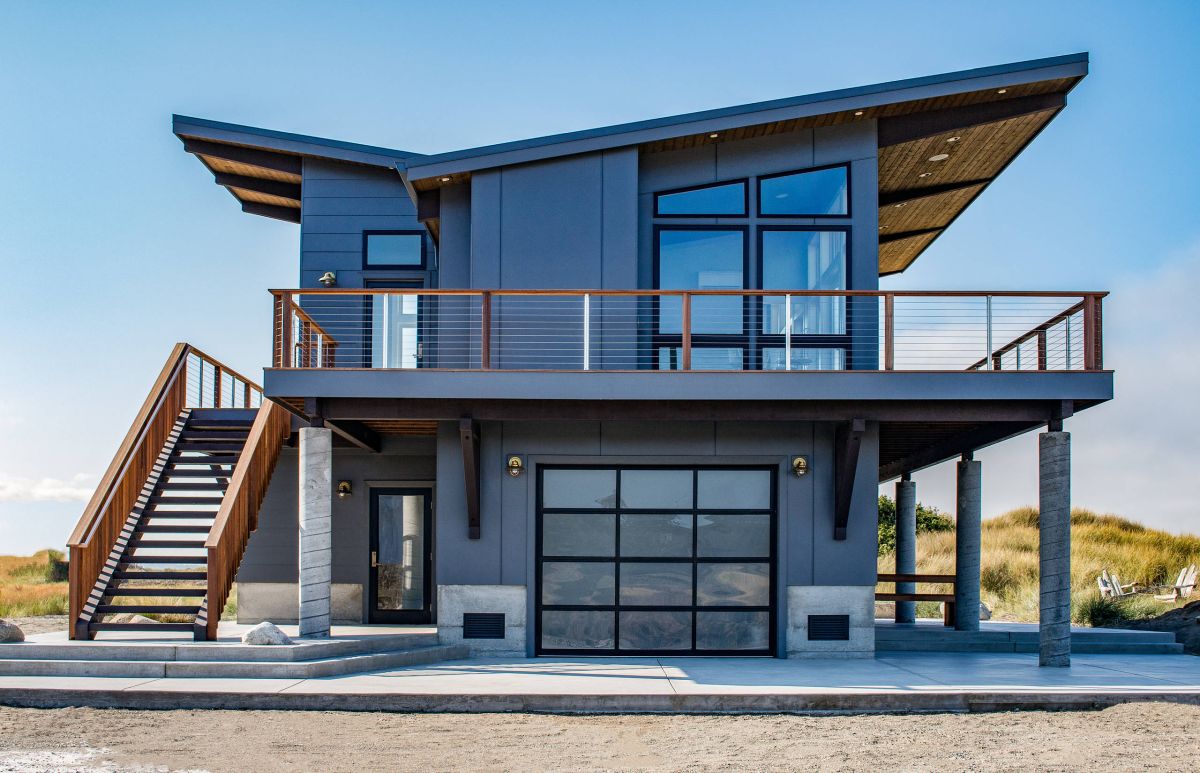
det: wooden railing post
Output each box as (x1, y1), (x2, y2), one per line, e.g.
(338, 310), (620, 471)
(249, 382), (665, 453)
(1083, 294), (1099, 371)
(213, 365), (223, 408)
(681, 293), (692, 371)
(883, 293), (895, 371)
(1037, 330), (1048, 371)
(480, 292), (492, 369)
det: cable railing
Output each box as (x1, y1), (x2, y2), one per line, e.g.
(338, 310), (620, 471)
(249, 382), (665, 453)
(269, 289), (1106, 373)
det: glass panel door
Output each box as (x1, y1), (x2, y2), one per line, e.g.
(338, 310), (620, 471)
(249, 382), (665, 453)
(369, 488), (433, 624)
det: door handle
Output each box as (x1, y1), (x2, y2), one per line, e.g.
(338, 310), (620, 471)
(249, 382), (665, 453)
(370, 551), (378, 568)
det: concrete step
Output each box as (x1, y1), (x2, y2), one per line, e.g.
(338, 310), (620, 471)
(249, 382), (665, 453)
(0, 644), (468, 679)
(0, 632), (441, 663)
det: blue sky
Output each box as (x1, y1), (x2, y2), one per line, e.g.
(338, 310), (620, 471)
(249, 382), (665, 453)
(2, 1), (1199, 553)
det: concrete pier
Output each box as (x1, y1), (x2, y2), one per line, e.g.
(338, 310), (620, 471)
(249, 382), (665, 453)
(298, 427), (332, 638)
(894, 475), (917, 624)
(954, 457), (982, 632)
(1039, 431), (1072, 667)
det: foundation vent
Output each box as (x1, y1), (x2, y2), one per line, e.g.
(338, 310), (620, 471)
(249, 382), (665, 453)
(463, 612), (505, 639)
(808, 614), (850, 641)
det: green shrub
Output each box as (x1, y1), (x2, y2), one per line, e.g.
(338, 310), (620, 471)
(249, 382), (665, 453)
(8, 550), (68, 583)
(878, 495), (954, 556)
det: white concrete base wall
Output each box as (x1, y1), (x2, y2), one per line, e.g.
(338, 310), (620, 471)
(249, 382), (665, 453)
(437, 585), (527, 657)
(786, 586), (875, 658)
(237, 583), (363, 625)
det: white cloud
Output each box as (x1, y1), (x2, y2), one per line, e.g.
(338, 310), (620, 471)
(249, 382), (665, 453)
(0, 473), (97, 503)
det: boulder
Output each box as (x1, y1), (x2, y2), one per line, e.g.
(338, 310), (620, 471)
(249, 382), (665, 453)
(241, 621), (292, 646)
(979, 602), (993, 621)
(0, 619), (25, 643)
(105, 613), (159, 625)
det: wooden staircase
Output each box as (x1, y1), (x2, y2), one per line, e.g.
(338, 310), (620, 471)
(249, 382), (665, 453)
(69, 344), (291, 641)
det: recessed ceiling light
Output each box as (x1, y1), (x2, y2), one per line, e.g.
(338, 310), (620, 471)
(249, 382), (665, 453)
(709, 133), (720, 139)
(893, 203), (906, 208)
(918, 172), (932, 178)
(440, 176), (451, 182)
(997, 88), (1008, 94)
(879, 225), (888, 230)
(854, 110), (864, 116)
(946, 136), (961, 143)
(928, 153), (950, 162)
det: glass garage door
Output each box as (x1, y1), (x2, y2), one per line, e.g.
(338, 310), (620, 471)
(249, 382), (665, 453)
(536, 466), (776, 656)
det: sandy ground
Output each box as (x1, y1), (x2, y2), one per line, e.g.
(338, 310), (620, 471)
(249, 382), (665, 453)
(0, 703), (1198, 772)
(7, 616), (67, 637)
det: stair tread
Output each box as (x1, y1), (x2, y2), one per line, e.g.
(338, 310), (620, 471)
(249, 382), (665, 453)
(157, 482), (228, 491)
(149, 496), (224, 504)
(118, 556), (207, 564)
(106, 588), (207, 596)
(168, 456), (240, 466)
(127, 539), (207, 548)
(140, 512), (217, 519)
(97, 604), (201, 613)
(89, 623), (195, 632)
(114, 571), (207, 580)
(163, 469), (232, 478)
(136, 524), (213, 533)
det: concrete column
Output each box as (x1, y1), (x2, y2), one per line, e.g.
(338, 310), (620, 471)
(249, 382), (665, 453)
(954, 456), (982, 632)
(894, 475), (917, 624)
(1039, 431), (1072, 667)
(298, 427), (332, 638)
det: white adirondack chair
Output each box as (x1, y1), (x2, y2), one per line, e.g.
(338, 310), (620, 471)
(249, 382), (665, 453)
(1155, 564), (1197, 602)
(1097, 572), (1113, 598)
(1107, 570), (1138, 598)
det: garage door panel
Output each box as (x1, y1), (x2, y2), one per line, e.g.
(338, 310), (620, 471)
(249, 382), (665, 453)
(542, 610), (614, 650)
(542, 513), (615, 556)
(697, 563), (771, 606)
(619, 610), (691, 650)
(618, 513), (693, 557)
(619, 562), (693, 606)
(541, 562), (615, 605)
(697, 611), (770, 650)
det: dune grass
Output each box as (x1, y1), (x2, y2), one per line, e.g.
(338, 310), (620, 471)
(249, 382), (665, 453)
(878, 505), (1200, 625)
(0, 550), (69, 617)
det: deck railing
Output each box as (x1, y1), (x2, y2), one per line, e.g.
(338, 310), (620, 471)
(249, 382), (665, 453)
(66, 344), (262, 638)
(269, 289), (1106, 373)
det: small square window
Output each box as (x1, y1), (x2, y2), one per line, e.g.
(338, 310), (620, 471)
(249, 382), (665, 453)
(364, 232), (424, 268)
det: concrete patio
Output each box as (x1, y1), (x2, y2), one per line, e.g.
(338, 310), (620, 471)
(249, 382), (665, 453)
(0, 651), (1197, 714)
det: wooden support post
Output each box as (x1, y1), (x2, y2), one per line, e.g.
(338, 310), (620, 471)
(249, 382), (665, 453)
(681, 293), (692, 371)
(1083, 295), (1098, 371)
(459, 417), (481, 539)
(833, 418), (866, 540)
(883, 293), (895, 371)
(480, 292), (492, 369)
(213, 366), (222, 408)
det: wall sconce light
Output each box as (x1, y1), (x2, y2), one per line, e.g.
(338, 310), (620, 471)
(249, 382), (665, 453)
(337, 480), (353, 498)
(791, 456), (809, 478)
(506, 455), (525, 478)
(318, 271), (337, 287)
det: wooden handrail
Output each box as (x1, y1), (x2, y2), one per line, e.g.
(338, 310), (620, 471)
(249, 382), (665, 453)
(270, 288), (1110, 298)
(67, 343), (262, 639)
(200, 400), (291, 640)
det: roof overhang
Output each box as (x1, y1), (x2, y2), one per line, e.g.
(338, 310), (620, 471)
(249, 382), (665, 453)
(172, 115), (421, 223)
(403, 53), (1088, 273)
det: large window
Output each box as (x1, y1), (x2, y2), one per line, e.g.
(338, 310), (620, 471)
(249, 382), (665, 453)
(537, 466), (776, 656)
(758, 164), (849, 217)
(655, 227), (747, 370)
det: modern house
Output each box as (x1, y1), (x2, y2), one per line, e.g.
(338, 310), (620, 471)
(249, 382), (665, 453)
(68, 53), (1110, 666)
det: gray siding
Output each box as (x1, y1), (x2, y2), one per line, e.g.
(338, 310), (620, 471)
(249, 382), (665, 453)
(299, 158), (423, 289)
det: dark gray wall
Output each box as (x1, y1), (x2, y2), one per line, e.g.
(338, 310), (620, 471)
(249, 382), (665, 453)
(434, 419), (879, 589)
(299, 158), (425, 289)
(239, 437), (436, 620)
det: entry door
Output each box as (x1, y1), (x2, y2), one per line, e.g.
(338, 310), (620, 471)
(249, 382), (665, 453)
(368, 280), (425, 368)
(369, 488), (433, 624)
